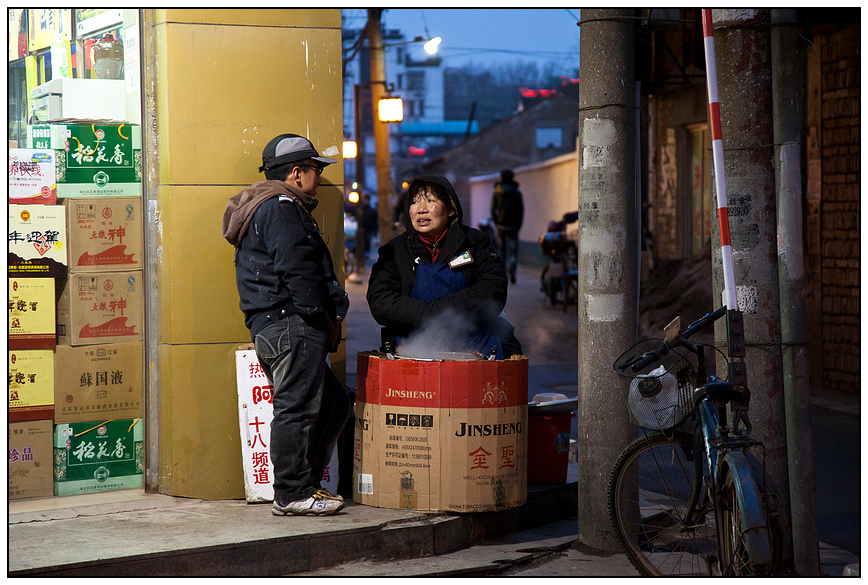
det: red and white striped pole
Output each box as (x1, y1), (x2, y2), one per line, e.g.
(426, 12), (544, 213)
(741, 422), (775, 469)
(701, 9), (738, 311)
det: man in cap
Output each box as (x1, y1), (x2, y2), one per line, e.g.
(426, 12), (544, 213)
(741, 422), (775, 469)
(223, 133), (349, 516)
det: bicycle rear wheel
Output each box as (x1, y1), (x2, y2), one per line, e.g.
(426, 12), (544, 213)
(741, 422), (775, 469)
(608, 430), (718, 576)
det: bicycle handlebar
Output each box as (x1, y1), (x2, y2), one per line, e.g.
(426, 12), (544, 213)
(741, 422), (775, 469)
(618, 305), (728, 373)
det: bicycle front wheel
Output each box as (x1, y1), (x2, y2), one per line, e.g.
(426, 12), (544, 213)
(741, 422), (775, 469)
(608, 430), (718, 576)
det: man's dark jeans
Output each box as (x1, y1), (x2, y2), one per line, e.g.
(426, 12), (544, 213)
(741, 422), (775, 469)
(253, 313), (350, 504)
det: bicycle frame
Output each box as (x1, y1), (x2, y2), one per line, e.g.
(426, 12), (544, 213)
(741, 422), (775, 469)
(668, 334), (774, 573)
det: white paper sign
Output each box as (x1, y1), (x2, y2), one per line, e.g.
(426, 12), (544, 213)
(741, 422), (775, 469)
(235, 349), (339, 503)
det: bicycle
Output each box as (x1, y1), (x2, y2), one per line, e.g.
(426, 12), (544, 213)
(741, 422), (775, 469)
(607, 306), (787, 576)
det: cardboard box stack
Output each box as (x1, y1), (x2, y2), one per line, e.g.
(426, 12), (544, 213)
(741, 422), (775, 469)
(8, 131), (144, 499)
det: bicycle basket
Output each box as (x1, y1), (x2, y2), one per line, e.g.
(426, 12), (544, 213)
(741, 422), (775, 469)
(613, 339), (699, 430)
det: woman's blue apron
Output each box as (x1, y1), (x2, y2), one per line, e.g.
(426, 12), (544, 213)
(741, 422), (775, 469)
(408, 260), (505, 360)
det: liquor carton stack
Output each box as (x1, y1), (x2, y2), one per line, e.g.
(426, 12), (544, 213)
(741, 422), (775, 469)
(8, 123), (144, 500)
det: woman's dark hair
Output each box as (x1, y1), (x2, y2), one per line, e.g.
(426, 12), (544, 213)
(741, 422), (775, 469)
(409, 181), (453, 212)
(264, 159), (310, 181)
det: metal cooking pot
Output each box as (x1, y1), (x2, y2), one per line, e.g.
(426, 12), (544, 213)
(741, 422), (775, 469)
(392, 349), (484, 361)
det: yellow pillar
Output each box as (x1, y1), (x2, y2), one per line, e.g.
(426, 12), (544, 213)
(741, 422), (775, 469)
(142, 9), (345, 499)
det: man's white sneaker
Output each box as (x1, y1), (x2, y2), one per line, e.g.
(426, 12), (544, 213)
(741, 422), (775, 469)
(315, 487), (344, 502)
(272, 491), (344, 516)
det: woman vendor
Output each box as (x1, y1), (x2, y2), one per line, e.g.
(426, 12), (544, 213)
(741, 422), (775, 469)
(366, 175), (522, 359)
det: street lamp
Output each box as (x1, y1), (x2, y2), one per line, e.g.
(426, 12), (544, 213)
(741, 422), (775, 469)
(423, 36), (441, 55)
(377, 95), (403, 123)
(343, 140), (357, 159)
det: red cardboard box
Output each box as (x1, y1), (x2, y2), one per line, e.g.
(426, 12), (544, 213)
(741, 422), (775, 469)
(353, 353), (528, 512)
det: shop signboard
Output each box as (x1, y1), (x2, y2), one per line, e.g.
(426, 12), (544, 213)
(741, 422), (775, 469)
(235, 348), (339, 503)
(9, 9), (28, 61)
(27, 9), (71, 52)
(75, 9), (123, 37)
(9, 149), (57, 204)
(29, 124), (142, 198)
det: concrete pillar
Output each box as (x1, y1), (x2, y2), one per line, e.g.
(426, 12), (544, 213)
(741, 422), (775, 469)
(141, 9), (345, 499)
(708, 8), (791, 559)
(576, 8), (638, 551)
(771, 8), (820, 575)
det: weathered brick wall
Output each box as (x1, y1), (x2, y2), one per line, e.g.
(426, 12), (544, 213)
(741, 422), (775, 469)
(818, 23), (860, 391)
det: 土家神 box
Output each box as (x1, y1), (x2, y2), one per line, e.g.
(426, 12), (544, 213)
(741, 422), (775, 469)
(353, 352), (528, 512)
(9, 148), (56, 204)
(234, 347), (339, 502)
(54, 343), (143, 424)
(64, 197), (142, 272)
(8, 278), (56, 349)
(56, 270), (143, 345)
(28, 123), (142, 198)
(9, 419), (54, 500)
(53, 418), (144, 496)
(8, 203), (68, 278)
(8, 349), (54, 422)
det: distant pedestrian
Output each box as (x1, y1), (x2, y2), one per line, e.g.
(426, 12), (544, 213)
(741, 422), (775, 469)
(360, 193), (378, 253)
(490, 169), (524, 283)
(222, 133), (349, 517)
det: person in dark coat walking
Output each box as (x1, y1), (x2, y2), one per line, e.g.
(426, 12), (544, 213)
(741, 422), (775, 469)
(490, 169), (524, 283)
(367, 175), (521, 359)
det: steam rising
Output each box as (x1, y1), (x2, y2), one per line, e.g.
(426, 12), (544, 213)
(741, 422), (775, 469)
(397, 301), (505, 360)
(397, 308), (477, 360)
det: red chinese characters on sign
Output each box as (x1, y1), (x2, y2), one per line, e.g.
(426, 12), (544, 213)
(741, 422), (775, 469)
(89, 226), (126, 244)
(90, 297), (127, 315)
(248, 415), (270, 485)
(252, 385), (273, 405)
(499, 445), (516, 469)
(468, 446), (492, 470)
(249, 416), (267, 450)
(248, 362), (266, 378)
(251, 451), (270, 485)
(468, 445), (517, 470)
(248, 362), (273, 405)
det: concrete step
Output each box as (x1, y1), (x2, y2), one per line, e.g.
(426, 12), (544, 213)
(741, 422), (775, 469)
(298, 518), (582, 577)
(9, 482), (578, 576)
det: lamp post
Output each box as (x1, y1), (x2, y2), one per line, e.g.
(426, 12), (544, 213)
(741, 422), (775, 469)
(344, 9), (433, 281)
(367, 8), (396, 249)
(347, 78), (403, 282)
